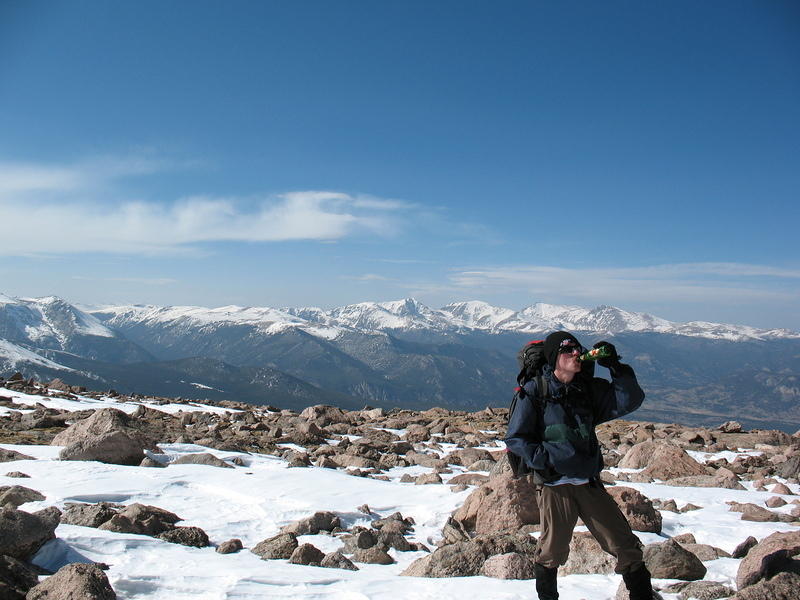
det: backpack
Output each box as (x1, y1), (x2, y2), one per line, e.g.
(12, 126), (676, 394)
(506, 340), (550, 478)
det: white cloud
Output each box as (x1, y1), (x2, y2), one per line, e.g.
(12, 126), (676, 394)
(0, 157), (413, 255)
(443, 263), (799, 305)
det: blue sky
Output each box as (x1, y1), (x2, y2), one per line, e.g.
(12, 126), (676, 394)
(0, 1), (798, 329)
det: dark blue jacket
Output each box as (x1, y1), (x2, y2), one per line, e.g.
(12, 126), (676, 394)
(504, 363), (645, 480)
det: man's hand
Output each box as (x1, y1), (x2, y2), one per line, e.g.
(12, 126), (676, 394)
(593, 341), (620, 369)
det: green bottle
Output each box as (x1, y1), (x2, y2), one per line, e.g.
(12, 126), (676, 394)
(578, 345), (613, 362)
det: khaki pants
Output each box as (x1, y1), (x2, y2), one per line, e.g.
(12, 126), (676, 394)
(534, 482), (643, 574)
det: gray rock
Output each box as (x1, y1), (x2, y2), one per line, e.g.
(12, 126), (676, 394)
(0, 450), (35, 463)
(607, 486), (662, 533)
(171, 453), (233, 468)
(414, 473), (442, 485)
(560, 531), (615, 575)
(53, 408), (156, 465)
(377, 531), (413, 552)
(251, 533), (298, 560)
(481, 552), (536, 579)
(401, 541), (484, 577)
(0, 486), (45, 509)
(26, 563), (116, 600)
(289, 543), (325, 566)
(731, 536), (758, 559)
(281, 511), (341, 535)
(157, 526), (210, 547)
(680, 543), (730, 561)
(776, 456), (800, 480)
(352, 547), (395, 565)
(3, 473), (30, 479)
(0, 507), (60, 561)
(0, 554), (40, 600)
(736, 530), (800, 590)
(61, 503), (120, 528)
(216, 539), (243, 554)
(731, 572), (800, 599)
(341, 530), (378, 553)
(97, 503), (180, 536)
(662, 580), (736, 600)
(321, 551), (358, 571)
(644, 538), (707, 580)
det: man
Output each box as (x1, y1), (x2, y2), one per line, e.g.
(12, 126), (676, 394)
(505, 331), (654, 600)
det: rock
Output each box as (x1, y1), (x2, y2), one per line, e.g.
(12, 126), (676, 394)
(289, 543), (325, 566)
(615, 580), (664, 600)
(776, 456), (800, 479)
(732, 536), (759, 559)
(352, 547), (395, 564)
(157, 526), (210, 547)
(401, 541), (484, 577)
(736, 530), (800, 590)
(639, 443), (708, 480)
(0, 486), (45, 509)
(61, 503), (120, 528)
(672, 533), (697, 544)
(404, 425), (430, 443)
(97, 503), (180, 536)
(341, 530), (378, 553)
(731, 572), (800, 599)
(607, 486), (662, 533)
(767, 496), (788, 508)
(680, 543), (731, 561)
(560, 531), (615, 575)
(281, 511), (341, 535)
(439, 517), (471, 545)
(771, 483), (793, 495)
(661, 580), (735, 600)
(0, 554), (40, 600)
(719, 421), (743, 433)
(377, 530), (413, 552)
(216, 539), (243, 554)
(448, 473), (489, 486)
(0, 507), (60, 561)
(299, 404), (347, 426)
(452, 474), (540, 534)
(665, 475), (745, 490)
(321, 551), (358, 570)
(480, 552), (536, 579)
(415, 473), (442, 485)
(26, 563), (116, 600)
(618, 441), (658, 468)
(467, 460), (496, 472)
(0, 450), (35, 463)
(738, 504), (793, 523)
(448, 448), (494, 467)
(138, 457), (165, 468)
(643, 538), (707, 580)
(3, 473), (30, 479)
(170, 453), (233, 468)
(52, 408), (156, 465)
(251, 533), (298, 559)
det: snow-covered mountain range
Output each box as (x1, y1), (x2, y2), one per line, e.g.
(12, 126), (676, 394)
(89, 297), (798, 342)
(1, 293), (799, 428)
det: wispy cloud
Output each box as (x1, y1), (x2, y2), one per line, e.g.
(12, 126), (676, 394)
(441, 263), (800, 305)
(343, 273), (391, 282)
(0, 157), (414, 255)
(72, 276), (177, 285)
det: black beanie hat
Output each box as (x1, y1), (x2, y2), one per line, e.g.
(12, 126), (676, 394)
(543, 331), (582, 369)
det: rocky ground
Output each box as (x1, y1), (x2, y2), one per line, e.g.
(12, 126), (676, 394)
(1, 372), (799, 599)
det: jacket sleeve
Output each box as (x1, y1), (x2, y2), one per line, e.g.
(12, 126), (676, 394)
(591, 363), (645, 425)
(504, 383), (550, 470)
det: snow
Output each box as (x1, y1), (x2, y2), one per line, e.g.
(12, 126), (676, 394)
(0, 340), (74, 371)
(2, 391), (800, 599)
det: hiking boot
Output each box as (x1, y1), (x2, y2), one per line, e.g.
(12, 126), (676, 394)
(622, 562), (654, 600)
(533, 562), (558, 600)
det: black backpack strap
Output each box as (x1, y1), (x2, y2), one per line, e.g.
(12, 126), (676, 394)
(536, 374), (549, 400)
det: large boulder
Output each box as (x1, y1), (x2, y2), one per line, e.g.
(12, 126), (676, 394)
(299, 405), (347, 427)
(280, 511), (340, 535)
(52, 408), (156, 465)
(170, 453), (233, 468)
(61, 503), (121, 528)
(26, 563), (116, 600)
(0, 486), (45, 510)
(731, 572), (800, 599)
(776, 456), (800, 479)
(607, 486), (662, 533)
(639, 443), (708, 481)
(560, 531), (615, 575)
(736, 530), (800, 590)
(480, 552), (536, 579)
(0, 507), (60, 561)
(452, 474), (539, 534)
(251, 533), (298, 560)
(0, 449), (35, 463)
(618, 441), (658, 469)
(0, 554), (40, 600)
(97, 503), (180, 536)
(644, 538), (707, 581)
(157, 526), (210, 547)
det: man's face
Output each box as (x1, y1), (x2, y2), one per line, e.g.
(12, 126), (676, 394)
(556, 341), (582, 375)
